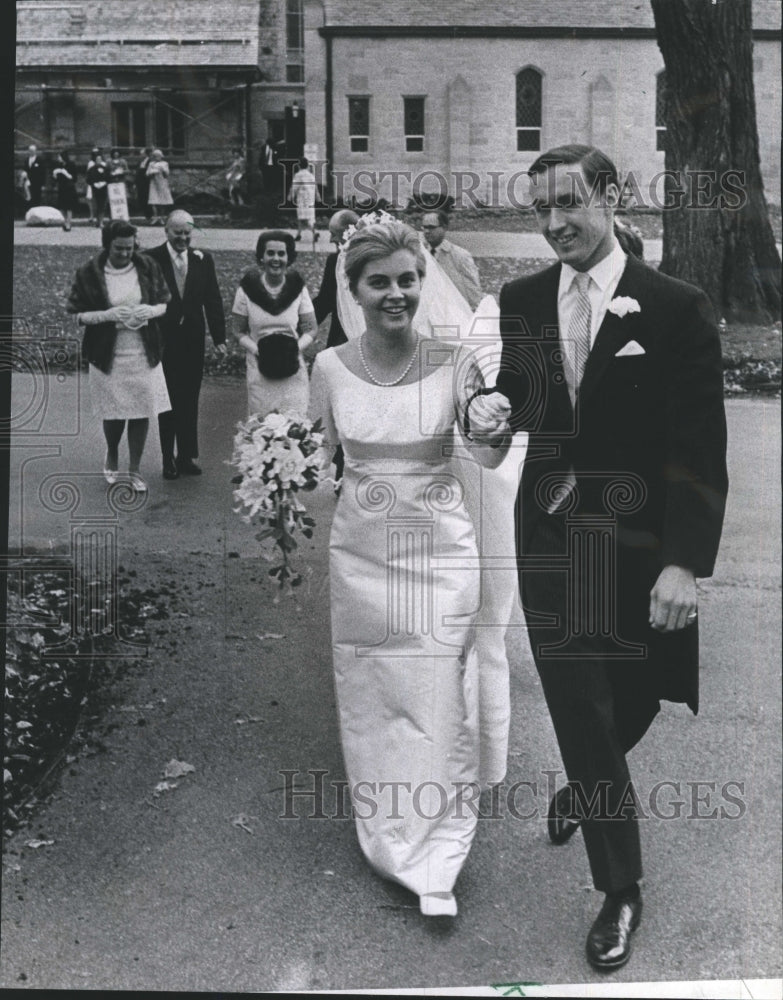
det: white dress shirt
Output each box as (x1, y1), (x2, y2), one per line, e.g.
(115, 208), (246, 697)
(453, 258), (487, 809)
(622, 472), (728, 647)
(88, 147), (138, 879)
(166, 242), (189, 281)
(557, 238), (627, 365)
(548, 239), (626, 513)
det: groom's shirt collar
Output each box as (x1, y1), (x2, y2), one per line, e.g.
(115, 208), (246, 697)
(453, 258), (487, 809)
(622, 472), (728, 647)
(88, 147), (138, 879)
(557, 238), (627, 348)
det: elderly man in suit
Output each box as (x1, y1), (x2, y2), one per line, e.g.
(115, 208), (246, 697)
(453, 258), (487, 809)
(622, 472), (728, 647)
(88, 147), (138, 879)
(468, 144), (728, 971)
(421, 208), (483, 309)
(146, 210), (227, 479)
(313, 208), (359, 349)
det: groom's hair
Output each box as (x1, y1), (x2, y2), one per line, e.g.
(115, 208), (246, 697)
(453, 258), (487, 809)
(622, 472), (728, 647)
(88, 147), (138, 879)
(528, 144), (620, 200)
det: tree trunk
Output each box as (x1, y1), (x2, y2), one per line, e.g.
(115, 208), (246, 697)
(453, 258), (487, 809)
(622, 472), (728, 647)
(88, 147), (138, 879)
(651, 0), (780, 323)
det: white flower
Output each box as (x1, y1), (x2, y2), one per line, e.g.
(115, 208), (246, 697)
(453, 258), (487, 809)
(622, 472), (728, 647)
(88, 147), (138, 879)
(276, 450), (307, 486)
(607, 296), (641, 318)
(264, 412), (289, 435)
(193, 249), (204, 259)
(339, 209), (398, 248)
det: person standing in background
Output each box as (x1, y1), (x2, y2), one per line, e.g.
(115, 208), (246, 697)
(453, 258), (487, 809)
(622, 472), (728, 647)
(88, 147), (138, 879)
(26, 144), (46, 207)
(289, 160), (319, 244)
(52, 150), (79, 231)
(135, 148), (152, 222)
(146, 149), (173, 225)
(145, 210), (227, 480)
(420, 209), (483, 310)
(86, 152), (109, 229)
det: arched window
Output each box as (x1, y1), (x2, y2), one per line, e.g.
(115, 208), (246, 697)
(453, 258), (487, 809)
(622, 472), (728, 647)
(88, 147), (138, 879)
(656, 70), (667, 152)
(516, 68), (542, 152)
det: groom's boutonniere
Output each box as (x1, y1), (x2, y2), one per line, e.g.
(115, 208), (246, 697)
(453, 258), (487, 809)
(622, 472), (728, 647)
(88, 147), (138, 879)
(192, 249), (204, 260)
(607, 296), (641, 318)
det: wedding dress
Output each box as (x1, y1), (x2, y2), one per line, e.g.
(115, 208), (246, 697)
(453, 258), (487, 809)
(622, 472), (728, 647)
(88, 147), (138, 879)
(336, 243), (524, 788)
(310, 346), (485, 910)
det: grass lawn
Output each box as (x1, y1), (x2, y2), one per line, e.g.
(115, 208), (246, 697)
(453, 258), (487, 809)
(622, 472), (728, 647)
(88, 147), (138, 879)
(11, 245), (781, 393)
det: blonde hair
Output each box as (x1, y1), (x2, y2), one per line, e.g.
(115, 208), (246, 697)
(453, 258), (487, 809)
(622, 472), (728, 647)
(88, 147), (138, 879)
(343, 220), (426, 293)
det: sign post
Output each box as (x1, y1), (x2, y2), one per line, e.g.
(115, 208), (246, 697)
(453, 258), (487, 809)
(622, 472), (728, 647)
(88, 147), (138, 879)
(107, 182), (130, 221)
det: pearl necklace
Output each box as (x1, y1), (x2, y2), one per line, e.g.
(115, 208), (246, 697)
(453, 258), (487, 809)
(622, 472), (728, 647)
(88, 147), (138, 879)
(358, 335), (419, 386)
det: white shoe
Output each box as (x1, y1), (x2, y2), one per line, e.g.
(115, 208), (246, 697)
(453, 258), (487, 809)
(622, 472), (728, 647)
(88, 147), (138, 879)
(103, 467), (118, 485)
(419, 892), (457, 917)
(128, 472), (148, 493)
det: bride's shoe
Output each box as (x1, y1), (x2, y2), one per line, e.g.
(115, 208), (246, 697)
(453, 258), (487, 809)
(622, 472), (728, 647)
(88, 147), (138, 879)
(419, 892), (457, 917)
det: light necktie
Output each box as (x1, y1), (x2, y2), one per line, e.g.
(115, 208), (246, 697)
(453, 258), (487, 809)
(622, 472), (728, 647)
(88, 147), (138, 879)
(566, 272), (592, 405)
(174, 252), (186, 295)
(548, 272), (593, 514)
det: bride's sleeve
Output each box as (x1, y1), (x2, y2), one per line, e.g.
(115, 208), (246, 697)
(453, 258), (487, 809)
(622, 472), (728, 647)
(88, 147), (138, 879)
(308, 356), (339, 463)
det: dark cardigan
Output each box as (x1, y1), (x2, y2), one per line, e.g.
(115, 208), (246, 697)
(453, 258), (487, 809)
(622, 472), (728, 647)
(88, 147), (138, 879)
(67, 250), (171, 373)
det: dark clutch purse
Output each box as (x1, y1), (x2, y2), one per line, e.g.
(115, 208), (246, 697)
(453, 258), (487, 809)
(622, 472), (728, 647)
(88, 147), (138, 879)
(256, 330), (300, 380)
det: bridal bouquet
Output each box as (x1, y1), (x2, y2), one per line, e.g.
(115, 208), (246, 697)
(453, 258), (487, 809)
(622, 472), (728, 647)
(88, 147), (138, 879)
(230, 411), (326, 594)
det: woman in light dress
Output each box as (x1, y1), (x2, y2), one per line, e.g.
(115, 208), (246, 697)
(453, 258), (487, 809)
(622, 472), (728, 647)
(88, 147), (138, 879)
(231, 230), (317, 419)
(146, 149), (173, 225)
(66, 220), (172, 493)
(309, 220), (512, 917)
(289, 160), (319, 244)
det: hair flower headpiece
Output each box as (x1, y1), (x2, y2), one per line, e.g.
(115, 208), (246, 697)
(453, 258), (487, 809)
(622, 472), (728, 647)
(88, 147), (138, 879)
(339, 209), (398, 249)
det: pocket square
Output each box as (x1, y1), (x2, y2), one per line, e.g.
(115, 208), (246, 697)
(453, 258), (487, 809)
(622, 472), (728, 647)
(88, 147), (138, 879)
(615, 340), (645, 357)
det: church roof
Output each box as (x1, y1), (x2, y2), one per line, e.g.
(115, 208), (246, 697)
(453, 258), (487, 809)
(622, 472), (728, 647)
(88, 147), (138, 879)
(16, 0), (261, 69)
(322, 0), (780, 33)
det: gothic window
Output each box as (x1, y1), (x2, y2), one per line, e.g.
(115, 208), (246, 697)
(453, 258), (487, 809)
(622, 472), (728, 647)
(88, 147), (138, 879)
(349, 97), (369, 153)
(516, 68), (542, 152)
(404, 97), (425, 153)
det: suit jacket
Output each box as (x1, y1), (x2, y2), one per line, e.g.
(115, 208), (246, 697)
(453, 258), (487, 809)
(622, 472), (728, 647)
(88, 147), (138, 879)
(434, 238), (483, 310)
(498, 253), (728, 711)
(145, 244), (226, 369)
(313, 251), (347, 347)
(26, 156), (45, 188)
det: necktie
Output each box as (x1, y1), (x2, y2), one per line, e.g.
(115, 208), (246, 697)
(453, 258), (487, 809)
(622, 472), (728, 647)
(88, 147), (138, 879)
(548, 272), (593, 514)
(174, 253), (186, 295)
(566, 272), (592, 405)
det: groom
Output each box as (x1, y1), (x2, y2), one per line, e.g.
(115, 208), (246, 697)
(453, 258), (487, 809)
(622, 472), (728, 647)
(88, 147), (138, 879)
(471, 144), (728, 970)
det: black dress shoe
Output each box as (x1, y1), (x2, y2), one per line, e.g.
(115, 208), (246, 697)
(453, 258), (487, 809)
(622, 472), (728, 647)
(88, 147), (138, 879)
(547, 785), (581, 844)
(177, 459), (202, 476)
(586, 891), (642, 971)
(162, 458), (179, 480)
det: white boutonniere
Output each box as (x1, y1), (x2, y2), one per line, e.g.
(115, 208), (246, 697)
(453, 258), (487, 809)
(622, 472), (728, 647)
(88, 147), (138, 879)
(192, 249), (204, 260)
(607, 296), (641, 318)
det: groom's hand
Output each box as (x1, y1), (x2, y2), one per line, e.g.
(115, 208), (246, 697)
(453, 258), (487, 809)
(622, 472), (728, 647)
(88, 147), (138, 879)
(649, 565), (697, 632)
(467, 393), (512, 446)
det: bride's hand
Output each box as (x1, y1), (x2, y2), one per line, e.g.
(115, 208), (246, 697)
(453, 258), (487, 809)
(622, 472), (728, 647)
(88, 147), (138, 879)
(468, 393), (512, 445)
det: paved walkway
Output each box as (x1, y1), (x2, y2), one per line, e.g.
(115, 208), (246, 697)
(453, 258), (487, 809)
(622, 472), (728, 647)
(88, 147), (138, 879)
(2, 367), (781, 992)
(13, 218), (665, 262)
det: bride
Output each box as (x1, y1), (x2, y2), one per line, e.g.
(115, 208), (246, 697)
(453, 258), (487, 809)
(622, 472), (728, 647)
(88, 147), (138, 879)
(334, 213), (524, 791)
(309, 219), (512, 917)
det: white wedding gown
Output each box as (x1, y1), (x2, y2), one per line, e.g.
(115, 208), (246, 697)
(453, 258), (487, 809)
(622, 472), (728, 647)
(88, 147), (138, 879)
(337, 244), (524, 788)
(310, 347), (483, 904)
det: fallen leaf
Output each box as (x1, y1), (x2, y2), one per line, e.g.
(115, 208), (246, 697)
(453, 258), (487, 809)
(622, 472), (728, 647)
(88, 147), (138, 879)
(231, 813), (257, 834)
(162, 759), (196, 779)
(257, 631), (285, 640)
(25, 839), (54, 849)
(153, 780), (178, 796)
(234, 715), (263, 725)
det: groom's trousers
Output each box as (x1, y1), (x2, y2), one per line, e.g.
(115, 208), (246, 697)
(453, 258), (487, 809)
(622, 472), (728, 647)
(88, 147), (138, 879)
(520, 508), (661, 895)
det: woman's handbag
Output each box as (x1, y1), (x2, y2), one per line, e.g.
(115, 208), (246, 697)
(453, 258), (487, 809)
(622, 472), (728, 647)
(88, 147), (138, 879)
(256, 329), (300, 380)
